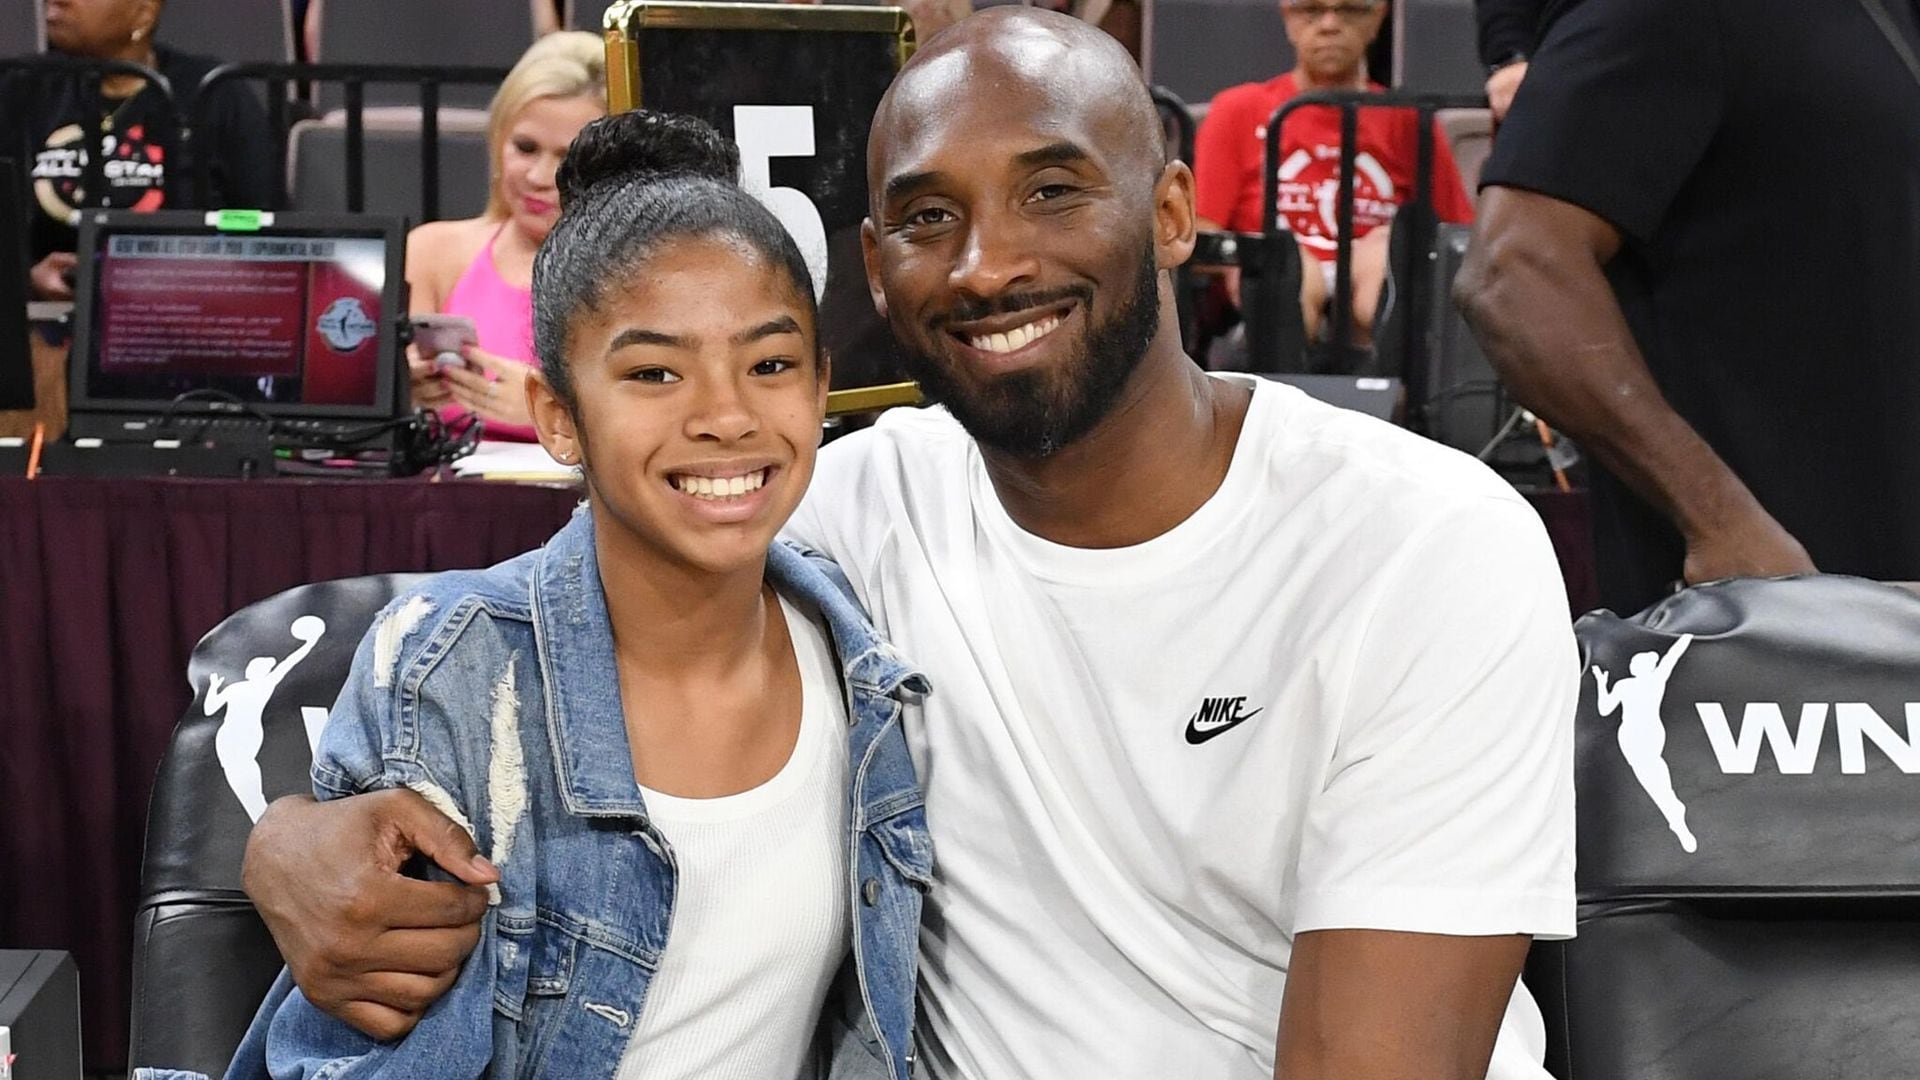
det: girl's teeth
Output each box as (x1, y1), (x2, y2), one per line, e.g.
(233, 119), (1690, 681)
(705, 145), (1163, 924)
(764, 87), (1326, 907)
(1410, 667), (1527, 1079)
(676, 469), (767, 500)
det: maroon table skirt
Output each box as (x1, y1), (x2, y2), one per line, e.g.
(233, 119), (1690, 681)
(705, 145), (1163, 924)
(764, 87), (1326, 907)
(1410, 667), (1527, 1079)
(0, 475), (1594, 1071)
(0, 476), (580, 1070)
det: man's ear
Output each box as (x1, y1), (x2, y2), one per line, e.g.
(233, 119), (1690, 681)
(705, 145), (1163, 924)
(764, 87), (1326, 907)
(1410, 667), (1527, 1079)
(1153, 160), (1199, 271)
(526, 367), (582, 466)
(860, 218), (890, 321)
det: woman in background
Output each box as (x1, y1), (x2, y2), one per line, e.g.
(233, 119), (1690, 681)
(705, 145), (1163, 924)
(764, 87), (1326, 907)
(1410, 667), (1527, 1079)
(405, 30), (603, 441)
(1, 0), (275, 299)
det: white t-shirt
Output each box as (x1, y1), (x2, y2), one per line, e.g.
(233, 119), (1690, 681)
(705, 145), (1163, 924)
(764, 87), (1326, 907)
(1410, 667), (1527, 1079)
(784, 375), (1577, 1080)
(615, 596), (850, 1080)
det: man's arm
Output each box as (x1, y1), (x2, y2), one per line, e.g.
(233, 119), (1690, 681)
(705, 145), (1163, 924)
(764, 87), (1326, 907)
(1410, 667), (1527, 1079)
(1454, 187), (1813, 585)
(245, 789), (497, 1041)
(1275, 929), (1530, 1080)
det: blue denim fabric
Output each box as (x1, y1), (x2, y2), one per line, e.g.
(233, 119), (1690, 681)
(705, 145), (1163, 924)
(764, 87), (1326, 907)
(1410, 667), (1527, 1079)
(138, 506), (930, 1080)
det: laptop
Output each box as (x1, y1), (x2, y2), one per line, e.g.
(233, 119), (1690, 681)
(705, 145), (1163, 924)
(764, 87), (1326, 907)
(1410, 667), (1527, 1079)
(0, 158), (32, 412)
(64, 210), (408, 445)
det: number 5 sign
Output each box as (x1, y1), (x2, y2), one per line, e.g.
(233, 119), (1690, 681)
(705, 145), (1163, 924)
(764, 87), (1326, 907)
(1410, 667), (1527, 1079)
(602, 0), (918, 393)
(734, 105), (830, 303)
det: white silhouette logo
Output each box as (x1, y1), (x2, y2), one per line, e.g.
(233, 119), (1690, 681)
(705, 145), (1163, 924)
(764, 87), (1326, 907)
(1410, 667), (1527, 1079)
(205, 615), (326, 821)
(1592, 634), (1698, 853)
(315, 297), (376, 352)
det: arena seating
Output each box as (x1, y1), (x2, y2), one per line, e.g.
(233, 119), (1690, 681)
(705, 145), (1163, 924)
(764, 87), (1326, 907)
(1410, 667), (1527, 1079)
(1436, 106), (1491, 203)
(287, 112), (492, 220)
(313, 0), (536, 111)
(129, 575), (425, 1077)
(156, 0), (294, 66)
(1532, 575), (1920, 1079)
(0, 0), (42, 59)
(568, 0), (621, 30)
(1391, 0), (1484, 95)
(1149, 0), (1292, 105)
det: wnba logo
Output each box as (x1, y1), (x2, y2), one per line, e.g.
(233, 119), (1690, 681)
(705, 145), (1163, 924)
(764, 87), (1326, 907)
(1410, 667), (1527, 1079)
(1593, 632), (1920, 854)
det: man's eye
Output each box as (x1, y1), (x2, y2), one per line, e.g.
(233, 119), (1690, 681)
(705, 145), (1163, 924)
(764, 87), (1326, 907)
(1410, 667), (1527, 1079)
(752, 357), (798, 376)
(1030, 184), (1076, 201)
(628, 367), (680, 384)
(906, 206), (955, 228)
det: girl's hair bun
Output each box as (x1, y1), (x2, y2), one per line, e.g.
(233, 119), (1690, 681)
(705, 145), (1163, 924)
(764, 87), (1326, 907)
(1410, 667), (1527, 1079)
(557, 109), (740, 206)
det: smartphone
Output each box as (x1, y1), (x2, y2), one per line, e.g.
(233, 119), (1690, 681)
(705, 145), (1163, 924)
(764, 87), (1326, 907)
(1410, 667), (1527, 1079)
(410, 314), (479, 368)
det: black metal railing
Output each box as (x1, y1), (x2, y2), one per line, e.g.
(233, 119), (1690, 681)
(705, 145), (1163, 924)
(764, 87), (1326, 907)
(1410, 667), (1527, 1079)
(191, 62), (511, 220)
(0, 56), (175, 219)
(1262, 89), (1487, 402)
(1151, 85), (1196, 167)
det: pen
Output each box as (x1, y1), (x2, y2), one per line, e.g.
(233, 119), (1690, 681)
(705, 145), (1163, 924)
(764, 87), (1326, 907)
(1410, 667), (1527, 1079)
(25, 423), (44, 479)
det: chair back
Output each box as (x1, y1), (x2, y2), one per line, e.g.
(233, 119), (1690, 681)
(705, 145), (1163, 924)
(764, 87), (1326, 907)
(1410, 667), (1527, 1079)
(1532, 575), (1920, 1078)
(129, 574), (424, 1077)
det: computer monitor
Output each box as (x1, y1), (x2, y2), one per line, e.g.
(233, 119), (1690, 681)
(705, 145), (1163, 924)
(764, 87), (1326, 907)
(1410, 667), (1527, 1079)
(0, 157), (33, 412)
(66, 210), (407, 429)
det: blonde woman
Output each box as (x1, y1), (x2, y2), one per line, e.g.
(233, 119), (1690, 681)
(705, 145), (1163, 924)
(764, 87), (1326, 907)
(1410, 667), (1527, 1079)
(406, 31), (605, 441)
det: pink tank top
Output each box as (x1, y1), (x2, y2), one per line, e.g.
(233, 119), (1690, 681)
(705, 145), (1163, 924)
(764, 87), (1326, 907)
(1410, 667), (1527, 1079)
(439, 227), (538, 442)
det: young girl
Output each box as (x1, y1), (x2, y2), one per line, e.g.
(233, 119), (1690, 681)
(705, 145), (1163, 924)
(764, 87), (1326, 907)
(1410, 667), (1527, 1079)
(197, 111), (931, 1080)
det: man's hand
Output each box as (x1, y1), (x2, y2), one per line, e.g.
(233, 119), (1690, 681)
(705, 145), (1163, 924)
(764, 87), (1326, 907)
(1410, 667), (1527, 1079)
(1457, 188), (1804, 601)
(242, 791), (499, 1042)
(1485, 61), (1528, 123)
(1682, 505), (1816, 587)
(29, 252), (77, 301)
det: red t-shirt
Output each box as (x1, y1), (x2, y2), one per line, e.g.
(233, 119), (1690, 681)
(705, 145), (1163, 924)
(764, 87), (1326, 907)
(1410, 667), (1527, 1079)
(1194, 74), (1476, 258)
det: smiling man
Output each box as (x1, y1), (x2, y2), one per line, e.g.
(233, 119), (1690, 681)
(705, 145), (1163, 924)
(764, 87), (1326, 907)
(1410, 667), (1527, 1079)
(240, 10), (1577, 1080)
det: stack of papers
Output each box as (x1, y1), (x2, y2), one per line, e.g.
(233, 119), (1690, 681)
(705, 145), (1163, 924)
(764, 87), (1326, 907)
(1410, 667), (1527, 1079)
(449, 441), (582, 483)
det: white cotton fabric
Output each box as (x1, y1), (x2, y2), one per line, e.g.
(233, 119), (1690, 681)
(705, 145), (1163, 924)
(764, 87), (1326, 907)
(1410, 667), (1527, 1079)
(614, 596), (850, 1080)
(785, 374), (1577, 1080)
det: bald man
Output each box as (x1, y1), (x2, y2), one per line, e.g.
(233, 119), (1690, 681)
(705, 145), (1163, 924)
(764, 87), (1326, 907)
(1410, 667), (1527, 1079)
(243, 11), (1577, 1080)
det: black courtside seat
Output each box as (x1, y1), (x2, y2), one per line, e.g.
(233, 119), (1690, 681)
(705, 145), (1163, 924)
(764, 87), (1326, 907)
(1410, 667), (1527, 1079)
(1530, 575), (1920, 1078)
(129, 575), (423, 1077)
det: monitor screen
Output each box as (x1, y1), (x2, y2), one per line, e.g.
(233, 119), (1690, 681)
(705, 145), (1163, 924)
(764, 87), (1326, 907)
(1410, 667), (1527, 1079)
(70, 213), (405, 420)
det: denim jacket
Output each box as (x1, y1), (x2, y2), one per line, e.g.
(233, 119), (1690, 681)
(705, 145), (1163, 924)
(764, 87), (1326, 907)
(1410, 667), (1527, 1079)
(141, 506), (932, 1080)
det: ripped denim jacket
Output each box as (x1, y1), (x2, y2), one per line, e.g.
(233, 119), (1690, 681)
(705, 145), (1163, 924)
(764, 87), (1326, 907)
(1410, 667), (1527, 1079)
(139, 506), (933, 1080)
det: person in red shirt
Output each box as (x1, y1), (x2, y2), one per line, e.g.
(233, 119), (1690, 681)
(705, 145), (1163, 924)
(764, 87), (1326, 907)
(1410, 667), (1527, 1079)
(1195, 0), (1475, 344)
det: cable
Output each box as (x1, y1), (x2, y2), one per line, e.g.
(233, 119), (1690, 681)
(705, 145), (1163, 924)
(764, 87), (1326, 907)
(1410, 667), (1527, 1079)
(158, 389), (282, 441)
(1475, 406), (1527, 460)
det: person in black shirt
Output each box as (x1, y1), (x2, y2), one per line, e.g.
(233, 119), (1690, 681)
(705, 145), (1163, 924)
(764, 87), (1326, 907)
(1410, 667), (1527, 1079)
(1473, 0), (1538, 120)
(1455, 0), (1920, 615)
(1, 0), (276, 299)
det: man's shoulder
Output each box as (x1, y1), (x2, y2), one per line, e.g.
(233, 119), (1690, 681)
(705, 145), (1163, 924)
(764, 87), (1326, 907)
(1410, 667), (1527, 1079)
(1247, 379), (1533, 538)
(815, 404), (973, 491)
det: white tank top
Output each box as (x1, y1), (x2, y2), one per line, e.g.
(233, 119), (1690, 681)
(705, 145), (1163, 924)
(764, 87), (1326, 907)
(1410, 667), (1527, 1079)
(615, 594), (851, 1080)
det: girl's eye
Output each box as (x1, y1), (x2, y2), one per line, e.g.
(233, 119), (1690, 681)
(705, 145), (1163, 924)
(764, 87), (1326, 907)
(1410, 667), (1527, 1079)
(512, 138), (537, 155)
(628, 367), (680, 384)
(752, 357), (798, 376)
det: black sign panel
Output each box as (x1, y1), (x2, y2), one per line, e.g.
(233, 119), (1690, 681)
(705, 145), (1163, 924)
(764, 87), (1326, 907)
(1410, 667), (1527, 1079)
(613, 3), (914, 390)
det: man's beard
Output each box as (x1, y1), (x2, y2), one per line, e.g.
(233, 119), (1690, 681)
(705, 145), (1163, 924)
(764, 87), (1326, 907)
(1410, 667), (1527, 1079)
(895, 248), (1161, 459)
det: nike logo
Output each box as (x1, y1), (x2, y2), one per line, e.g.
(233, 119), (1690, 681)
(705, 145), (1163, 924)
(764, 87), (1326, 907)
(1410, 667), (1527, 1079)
(1185, 695), (1263, 745)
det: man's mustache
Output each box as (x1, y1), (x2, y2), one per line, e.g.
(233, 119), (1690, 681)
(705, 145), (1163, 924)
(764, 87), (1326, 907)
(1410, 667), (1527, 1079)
(928, 285), (1092, 331)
